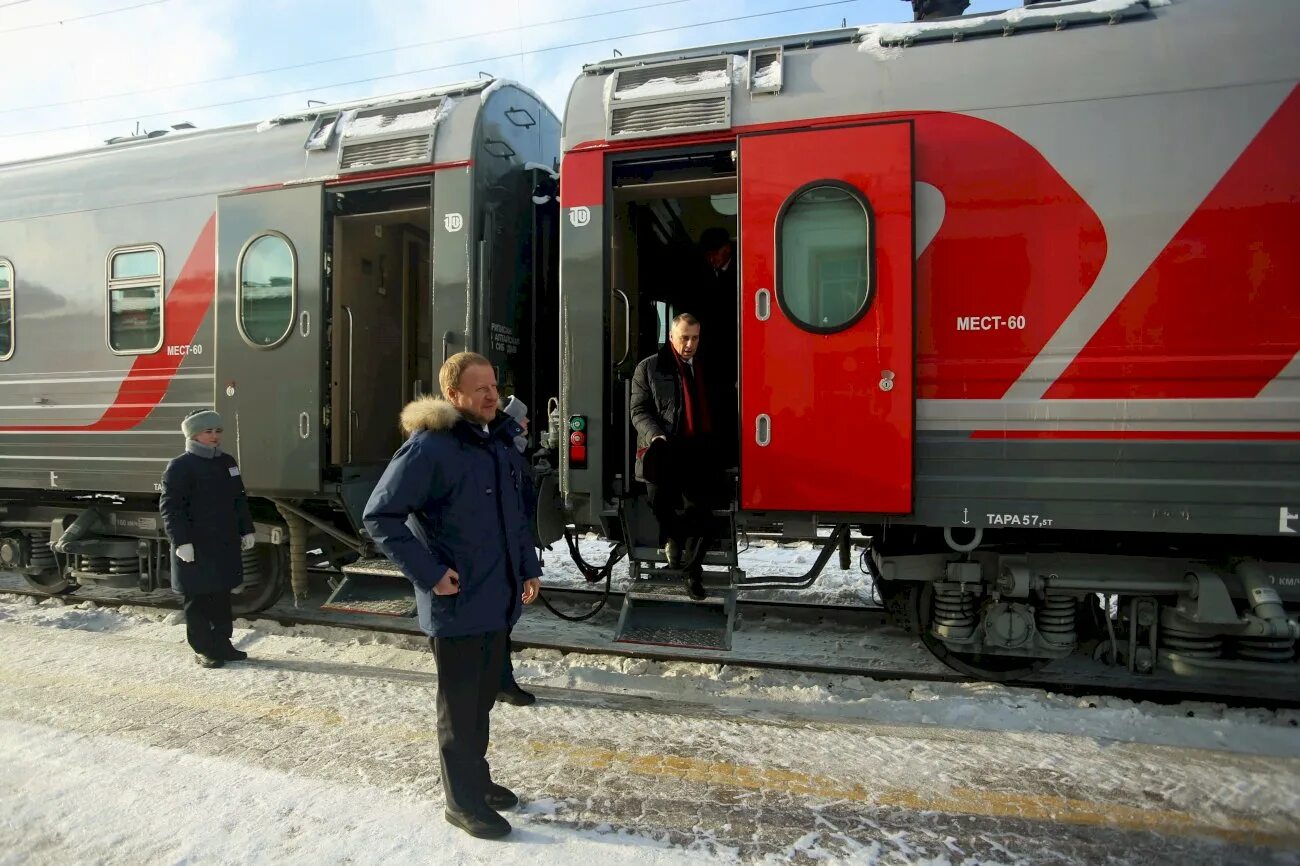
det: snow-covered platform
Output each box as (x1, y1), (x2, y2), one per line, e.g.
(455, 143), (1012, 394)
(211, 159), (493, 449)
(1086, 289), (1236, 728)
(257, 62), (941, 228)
(1, 593), (1297, 865)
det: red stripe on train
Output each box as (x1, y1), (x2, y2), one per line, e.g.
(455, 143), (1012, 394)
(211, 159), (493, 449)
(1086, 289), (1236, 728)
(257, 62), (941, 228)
(970, 430), (1300, 441)
(1046, 85), (1300, 400)
(0, 214), (216, 432)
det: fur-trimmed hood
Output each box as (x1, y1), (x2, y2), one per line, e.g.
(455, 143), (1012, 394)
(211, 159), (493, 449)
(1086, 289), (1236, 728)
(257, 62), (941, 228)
(399, 396), (463, 435)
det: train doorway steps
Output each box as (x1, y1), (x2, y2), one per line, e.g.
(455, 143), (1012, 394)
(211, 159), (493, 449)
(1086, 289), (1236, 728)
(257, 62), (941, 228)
(614, 571), (738, 650)
(324, 558), (415, 617)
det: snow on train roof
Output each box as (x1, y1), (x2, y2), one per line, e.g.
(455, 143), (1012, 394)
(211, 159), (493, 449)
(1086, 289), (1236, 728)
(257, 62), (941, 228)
(857, 0), (1165, 58)
(257, 79), (491, 130)
(584, 0), (1166, 73)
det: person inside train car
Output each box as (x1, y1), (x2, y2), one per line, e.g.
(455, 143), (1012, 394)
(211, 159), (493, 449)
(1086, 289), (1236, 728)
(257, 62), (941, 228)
(362, 352), (542, 840)
(631, 313), (729, 601)
(696, 227), (738, 377)
(159, 409), (256, 670)
(496, 394), (537, 708)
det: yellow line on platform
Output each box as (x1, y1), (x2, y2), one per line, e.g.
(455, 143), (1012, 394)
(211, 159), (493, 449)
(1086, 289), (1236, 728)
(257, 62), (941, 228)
(526, 740), (1300, 849)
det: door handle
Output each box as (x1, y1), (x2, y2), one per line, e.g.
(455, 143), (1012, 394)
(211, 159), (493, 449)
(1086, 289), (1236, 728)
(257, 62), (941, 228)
(755, 413), (771, 447)
(613, 289), (631, 367)
(755, 288), (771, 321)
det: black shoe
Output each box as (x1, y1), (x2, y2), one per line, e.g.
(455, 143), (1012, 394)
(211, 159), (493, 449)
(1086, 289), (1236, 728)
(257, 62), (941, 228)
(686, 571), (707, 601)
(217, 644), (248, 661)
(444, 807), (511, 839)
(195, 653), (224, 669)
(485, 782), (519, 810)
(497, 685), (536, 706)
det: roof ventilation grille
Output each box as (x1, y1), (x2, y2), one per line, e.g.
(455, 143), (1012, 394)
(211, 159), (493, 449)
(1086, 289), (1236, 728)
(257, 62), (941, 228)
(607, 56), (732, 141)
(335, 97), (447, 172)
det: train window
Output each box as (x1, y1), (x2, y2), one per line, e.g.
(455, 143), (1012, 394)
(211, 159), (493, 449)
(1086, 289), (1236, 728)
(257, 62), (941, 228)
(237, 233), (296, 348)
(775, 182), (874, 334)
(0, 259), (12, 361)
(106, 245), (164, 354)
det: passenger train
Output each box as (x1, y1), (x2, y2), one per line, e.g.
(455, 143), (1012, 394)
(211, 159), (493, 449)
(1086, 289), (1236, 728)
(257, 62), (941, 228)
(0, 0), (1296, 684)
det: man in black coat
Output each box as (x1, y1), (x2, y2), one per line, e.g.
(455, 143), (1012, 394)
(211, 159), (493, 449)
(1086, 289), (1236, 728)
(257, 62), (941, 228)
(159, 409), (256, 668)
(630, 313), (729, 600)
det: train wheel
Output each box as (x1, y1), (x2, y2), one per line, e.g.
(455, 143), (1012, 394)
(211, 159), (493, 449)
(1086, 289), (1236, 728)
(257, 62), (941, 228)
(20, 568), (76, 596)
(917, 583), (1052, 682)
(230, 544), (285, 616)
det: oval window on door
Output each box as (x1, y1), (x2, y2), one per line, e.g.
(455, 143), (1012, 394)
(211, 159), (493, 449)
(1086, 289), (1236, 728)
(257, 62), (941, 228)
(775, 182), (874, 334)
(237, 232), (296, 348)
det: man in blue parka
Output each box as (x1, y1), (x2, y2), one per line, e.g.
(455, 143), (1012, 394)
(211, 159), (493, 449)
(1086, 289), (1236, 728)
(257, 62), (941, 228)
(363, 352), (542, 840)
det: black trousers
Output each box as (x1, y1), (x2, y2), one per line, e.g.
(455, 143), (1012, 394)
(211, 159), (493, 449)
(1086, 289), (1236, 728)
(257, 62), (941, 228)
(431, 629), (508, 815)
(499, 630), (517, 692)
(183, 591), (233, 657)
(646, 438), (726, 552)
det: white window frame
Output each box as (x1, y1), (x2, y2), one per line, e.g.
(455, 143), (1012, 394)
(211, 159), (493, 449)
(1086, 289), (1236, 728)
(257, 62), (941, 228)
(105, 243), (165, 356)
(0, 258), (13, 362)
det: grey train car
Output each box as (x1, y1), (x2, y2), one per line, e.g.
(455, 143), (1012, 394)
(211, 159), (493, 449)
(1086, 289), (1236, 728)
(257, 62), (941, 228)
(546, 0), (1300, 679)
(0, 78), (560, 612)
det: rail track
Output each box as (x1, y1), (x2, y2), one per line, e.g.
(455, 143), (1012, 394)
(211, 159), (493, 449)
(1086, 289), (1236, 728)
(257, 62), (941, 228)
(2, 572), (1297, 710)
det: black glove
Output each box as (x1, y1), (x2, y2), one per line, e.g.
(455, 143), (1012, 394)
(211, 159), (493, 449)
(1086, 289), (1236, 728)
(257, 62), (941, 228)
(641, 437), (671, 485)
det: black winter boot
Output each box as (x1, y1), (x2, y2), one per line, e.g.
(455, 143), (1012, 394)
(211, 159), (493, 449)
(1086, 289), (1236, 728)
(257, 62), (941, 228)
(485, 782), (520, 810)
(194, 653), (224, 669)
(445, 807), (511, 839)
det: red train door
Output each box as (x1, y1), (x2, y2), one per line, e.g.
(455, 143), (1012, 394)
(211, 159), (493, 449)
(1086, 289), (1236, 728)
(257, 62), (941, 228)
(738, 122), (914, 513)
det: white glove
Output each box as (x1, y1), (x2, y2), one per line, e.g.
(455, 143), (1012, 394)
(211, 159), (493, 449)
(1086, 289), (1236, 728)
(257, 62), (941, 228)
(175, 543), (195, 563)
(241, 533), (257, 551)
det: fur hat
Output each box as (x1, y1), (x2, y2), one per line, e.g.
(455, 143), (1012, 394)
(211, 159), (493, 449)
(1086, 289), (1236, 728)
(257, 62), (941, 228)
(181, 409), (223, 439)
(502, 396), (529, 453)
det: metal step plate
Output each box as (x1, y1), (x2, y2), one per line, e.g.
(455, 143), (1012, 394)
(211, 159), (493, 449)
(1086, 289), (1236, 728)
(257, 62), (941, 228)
(322, 570), (415, 618)
(615, 583), (737, 651)
(341, 557), (407, 578)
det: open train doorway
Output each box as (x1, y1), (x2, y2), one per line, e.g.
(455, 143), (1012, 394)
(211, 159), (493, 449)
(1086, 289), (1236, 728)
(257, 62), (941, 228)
(608, 148), (740, 502)
(327, 184), (432, 469)
(606, 147), (741, 611)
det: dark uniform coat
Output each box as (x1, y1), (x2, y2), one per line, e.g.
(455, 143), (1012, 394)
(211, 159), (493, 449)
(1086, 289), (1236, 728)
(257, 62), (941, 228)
(159, 449), (254, 595)
(363, 397), (542, 638)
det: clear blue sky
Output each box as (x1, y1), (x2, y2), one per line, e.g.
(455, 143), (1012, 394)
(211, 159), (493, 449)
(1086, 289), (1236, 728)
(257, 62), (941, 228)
(0, 0), (1008, 162)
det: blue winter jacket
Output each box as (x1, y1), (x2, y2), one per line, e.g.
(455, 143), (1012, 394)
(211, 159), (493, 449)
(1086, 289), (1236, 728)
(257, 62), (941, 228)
(362, 397), (542, 638)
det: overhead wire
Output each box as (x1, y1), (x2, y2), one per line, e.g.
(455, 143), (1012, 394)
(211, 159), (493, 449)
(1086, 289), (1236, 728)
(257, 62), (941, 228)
(0, 0), (861, 141)
(0, 0), (172, 34)
(0, 0), (700, 116)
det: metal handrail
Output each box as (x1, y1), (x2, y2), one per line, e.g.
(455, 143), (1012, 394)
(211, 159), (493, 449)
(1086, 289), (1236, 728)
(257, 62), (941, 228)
(343, 305), (355, 464)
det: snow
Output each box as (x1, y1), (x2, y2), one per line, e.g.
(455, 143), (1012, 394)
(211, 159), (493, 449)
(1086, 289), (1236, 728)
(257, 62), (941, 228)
(613, 68), (731, 101)
(339, 100), (451, 139)
(543, 533), (880, 606)
(1, 593), (1297, 864)
(751, 61), (782, 92)
(0, 720), (699, 866)
(306, 116), (337, 148)
(260, 81), (486, 128)
(857, 0), (1150, 59)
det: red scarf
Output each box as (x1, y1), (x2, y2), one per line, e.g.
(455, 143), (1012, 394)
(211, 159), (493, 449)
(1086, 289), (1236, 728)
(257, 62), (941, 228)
(671, 347), (711, 437)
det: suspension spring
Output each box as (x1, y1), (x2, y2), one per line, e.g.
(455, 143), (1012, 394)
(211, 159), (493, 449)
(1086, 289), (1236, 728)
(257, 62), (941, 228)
(931, 586), (977, 640)
(1159, 622), (1223, 659)
(80, 555), (110, 574)
(1036, 594), (1077, 646)
(108, 554), (138, 576)
(1235, 636), (1296, 663)
(26, 531), (54, 570)
(241, 547), (262, 583)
